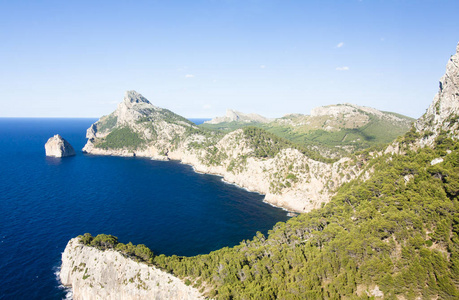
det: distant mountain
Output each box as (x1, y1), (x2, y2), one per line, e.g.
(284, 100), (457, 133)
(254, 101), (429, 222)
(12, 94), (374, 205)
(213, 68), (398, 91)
(202, 103), (414, 155)
(72, 43), (459, 300)
(205, 109), (271, 124)
(83, 91), (365, 213)
(83, 90), (201, 157)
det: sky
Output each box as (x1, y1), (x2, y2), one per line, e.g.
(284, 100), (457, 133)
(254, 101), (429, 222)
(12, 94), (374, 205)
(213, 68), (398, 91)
(1, 0), (458, 119)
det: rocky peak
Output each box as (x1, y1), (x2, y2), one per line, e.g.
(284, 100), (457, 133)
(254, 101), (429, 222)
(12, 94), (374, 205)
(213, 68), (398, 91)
(124, 90), (151, 105)
(120, 90), (156, 112)
(415, 42), (459, 146)
(205, 109), (271, 124)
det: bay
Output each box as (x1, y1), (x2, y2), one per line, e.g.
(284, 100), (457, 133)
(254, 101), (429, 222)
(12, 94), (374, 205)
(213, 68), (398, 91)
(0, 118), (289, 299)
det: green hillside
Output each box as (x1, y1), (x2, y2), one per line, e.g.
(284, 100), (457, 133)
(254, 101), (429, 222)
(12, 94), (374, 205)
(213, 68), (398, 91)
(80, 129), (459, 299)
(200, 107), (414, 156)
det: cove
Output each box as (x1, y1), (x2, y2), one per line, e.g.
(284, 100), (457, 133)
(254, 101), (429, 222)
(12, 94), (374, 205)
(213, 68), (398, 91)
(0, 118), (289, 299)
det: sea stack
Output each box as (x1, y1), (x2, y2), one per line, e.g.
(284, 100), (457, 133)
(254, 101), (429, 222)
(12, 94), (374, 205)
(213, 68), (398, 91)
(45, 134), (76, 157)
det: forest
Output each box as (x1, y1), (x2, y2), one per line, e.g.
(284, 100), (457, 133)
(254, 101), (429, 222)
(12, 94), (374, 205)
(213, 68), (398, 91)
(81, 127), (459, 299)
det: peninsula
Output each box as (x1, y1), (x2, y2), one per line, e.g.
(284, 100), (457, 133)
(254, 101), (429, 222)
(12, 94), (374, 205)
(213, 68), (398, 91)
(63, 42), (459, 299)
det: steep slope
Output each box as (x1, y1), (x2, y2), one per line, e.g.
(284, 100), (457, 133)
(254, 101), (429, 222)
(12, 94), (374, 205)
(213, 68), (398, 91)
(68, 42), (459, 299)
(416, 43), (459, 147)
(201, 103), (414, 156)
(60, 237), (204, 300)
(264, 103), (413, 154)
(83, 92), (365, 213)
(83, 90), (204, 158)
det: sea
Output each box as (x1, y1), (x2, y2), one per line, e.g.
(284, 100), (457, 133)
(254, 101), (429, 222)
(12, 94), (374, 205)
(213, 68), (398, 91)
(0, 118), (290, 299)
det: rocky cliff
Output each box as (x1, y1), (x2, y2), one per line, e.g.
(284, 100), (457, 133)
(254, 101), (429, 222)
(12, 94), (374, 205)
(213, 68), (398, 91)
(83, 92), (367, 213)
(45, 134), (76, 157)
(60, 238), (204, 300)
(415, 43), (459, 146)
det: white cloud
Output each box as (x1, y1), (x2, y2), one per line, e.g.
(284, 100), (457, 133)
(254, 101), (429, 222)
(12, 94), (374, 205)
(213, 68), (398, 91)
(336, 66), (349, 71)
(185, 74), (195, 78)
(260, 65), (266, 69)
(336, 42), (344, 48)
(203, 104), (211, 109)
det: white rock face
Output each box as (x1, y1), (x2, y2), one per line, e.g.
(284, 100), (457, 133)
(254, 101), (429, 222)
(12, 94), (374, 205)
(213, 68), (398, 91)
(83, 91), (366, 213)
(205, 109), (271, 124)
(45, 134), (76, 157)
(60, 238), (204, 300)
(416, 42), (459, 146)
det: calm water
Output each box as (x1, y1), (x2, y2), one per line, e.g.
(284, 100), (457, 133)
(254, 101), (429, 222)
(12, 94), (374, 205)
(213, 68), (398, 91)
(0, 118), (289, 299)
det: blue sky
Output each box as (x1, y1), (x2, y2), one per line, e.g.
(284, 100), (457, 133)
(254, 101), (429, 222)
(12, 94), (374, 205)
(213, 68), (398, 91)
(1, 0), (458, 119)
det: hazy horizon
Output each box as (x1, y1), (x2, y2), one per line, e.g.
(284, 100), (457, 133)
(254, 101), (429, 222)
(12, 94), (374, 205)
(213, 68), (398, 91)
(1, 1), (458, 119)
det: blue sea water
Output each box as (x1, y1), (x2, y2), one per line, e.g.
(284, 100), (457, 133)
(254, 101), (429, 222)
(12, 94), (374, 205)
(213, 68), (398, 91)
(0, 118), (289, 299)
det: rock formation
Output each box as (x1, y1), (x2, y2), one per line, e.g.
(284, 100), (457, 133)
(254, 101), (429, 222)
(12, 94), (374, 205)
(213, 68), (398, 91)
(81, 88), (415, 212)
(45, 134), (76, 157)
(416, 42), (459, 146)
(64, 42), (459, 300)
(205, 109), (271, 124)
(82, 91), (367, 212)
(60, 238), (204, 300)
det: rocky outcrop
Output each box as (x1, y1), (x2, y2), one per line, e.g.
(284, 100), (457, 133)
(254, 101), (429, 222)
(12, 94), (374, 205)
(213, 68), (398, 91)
(205, 109), (271, 124)
(45, 134), (76, 157)
(416, 42), (459, 146)
(60, 238), (204, 300)
(82, 91), (367, 213)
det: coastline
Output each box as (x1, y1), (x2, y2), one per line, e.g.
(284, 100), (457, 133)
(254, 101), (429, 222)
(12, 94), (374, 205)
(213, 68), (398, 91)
(84, 148), (307, 213)
(83, 150), (297, 214)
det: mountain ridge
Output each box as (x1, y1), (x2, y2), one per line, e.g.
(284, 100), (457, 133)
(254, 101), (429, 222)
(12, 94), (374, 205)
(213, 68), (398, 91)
(68, 42), (459, 299)
(82, 92), (374, 213)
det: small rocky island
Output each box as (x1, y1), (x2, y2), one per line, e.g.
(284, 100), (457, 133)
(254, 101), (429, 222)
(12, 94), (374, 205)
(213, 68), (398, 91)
(45, 134), (76, 157)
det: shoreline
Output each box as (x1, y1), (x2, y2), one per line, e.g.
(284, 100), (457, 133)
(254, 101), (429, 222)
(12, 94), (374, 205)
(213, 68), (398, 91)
(82, 149), (303, 214)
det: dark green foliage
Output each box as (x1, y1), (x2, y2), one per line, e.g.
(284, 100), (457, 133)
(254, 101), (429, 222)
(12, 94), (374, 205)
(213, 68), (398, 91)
(95, 126), (145, 150)
(242, 126), (335, 163)
(200, 112), (413, 157)
(79, 233), (118, 250)
(80, 129), (459, 299)
(78, 233), (154, 263)
(150, 131), (459, 299)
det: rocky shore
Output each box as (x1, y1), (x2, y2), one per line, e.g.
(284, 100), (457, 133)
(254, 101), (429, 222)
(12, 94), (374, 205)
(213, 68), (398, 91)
(60, 238), (204, 300)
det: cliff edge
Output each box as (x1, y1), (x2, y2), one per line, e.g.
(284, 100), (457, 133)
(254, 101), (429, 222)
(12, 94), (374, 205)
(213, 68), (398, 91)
(82, 91), (367, 213)
(416, 42), (459, 146)
(60, 238), (204, 300)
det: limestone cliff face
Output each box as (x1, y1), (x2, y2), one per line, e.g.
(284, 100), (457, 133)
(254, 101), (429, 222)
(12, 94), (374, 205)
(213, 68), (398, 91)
(45, 134), (76, 157)
(60, 238), (204, 300)
(169, 130), (363, 212)
(415, 43), (459, 146)
(82, 91), (366, 213)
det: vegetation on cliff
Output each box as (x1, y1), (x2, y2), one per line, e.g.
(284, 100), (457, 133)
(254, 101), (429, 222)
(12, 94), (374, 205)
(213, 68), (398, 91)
(200, 106), (414, 157)
(79, 233), (154, 264)
(80, 129), (459, 299)
(95, 126), (146, 150)
(242, 126), (335, 163)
